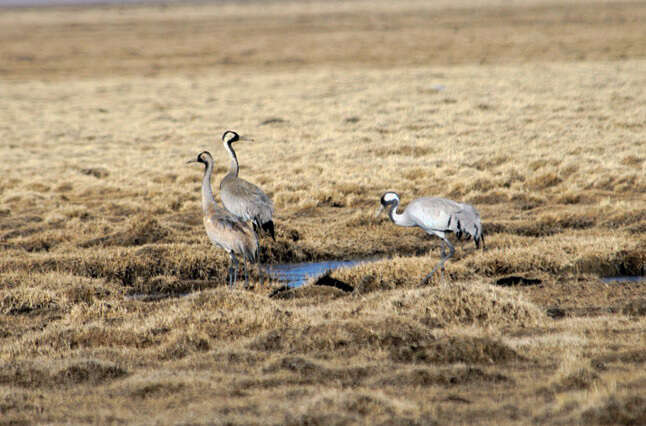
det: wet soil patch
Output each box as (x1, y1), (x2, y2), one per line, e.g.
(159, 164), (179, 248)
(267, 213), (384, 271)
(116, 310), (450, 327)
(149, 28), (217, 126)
(494, 276), (542, 287)
(314, 272), (353, 292)
(546, 307), (566, 319)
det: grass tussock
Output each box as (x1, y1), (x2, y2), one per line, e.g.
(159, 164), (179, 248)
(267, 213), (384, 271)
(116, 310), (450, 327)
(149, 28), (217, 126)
(354, 282), (546, 329)
(0, 359), (127, 388)
(250, 317), (433, 359)
(581, 394), (646, 425)
(79, 217), (171, 248)
(376, 365), (510, 387)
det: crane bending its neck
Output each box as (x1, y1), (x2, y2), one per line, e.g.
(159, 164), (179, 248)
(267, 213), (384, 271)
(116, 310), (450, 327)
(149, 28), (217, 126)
(386, 199), (417, 227)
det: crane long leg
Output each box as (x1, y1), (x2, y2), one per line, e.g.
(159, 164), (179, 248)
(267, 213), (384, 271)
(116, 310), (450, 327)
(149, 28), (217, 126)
(257, 258), (265, 287)
(421, 237), (455, 286)
(227, 257), (234, 288)
(229, 253), (239, 289)
(243, 257), (249, 288)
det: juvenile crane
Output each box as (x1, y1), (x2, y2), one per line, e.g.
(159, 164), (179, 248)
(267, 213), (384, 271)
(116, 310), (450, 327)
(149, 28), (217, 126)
(376, 191), (485, 284)
(219, 130), (275, 240)
(188, 151), (262, 288)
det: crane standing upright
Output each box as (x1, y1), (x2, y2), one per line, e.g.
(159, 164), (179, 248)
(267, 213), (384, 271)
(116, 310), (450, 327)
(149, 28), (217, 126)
(188, 151), (263, 288)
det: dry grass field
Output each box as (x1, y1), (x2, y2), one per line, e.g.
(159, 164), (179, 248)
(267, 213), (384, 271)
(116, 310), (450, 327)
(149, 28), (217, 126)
(1, 0), (645, 424)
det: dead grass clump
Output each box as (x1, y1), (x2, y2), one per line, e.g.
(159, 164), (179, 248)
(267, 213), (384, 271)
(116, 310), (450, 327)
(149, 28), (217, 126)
(60, 206), (93, 221)
(263, 356), (323, 376)
(550, 212), (597, 230)
(186, 289), (275, 313)
(555, 191), (597, 205)
(249, 317), (433, 359)
(622, 299), (646, 317)
(79, 217), (171, 247)
(506, 219), (561, 237)
(152, 290), (296, 342)
(287, 390), (412, 425)
(377, 365), (509, 387)
(575, 248), (645, 276)
(594, 350), (646, 365)
(620, 155), (643, 167)
(261, 238), (314, 263)
(7, 245), (231, 286)
(159, 332), (210, 360)
(509, 191), (546, 210)
(581, 395), (646, 425)
(391, 335), (521, 365)
(626, 221), (646, 235)
(362, 283), (545, 329)
(0, 287), (59, 315)
(601, 209), (646, 228)
(528, 172), (563, 190)
(466, 190), (509, 205)
(547, 368), (600, 394)
(0, 361), (49, 388)
(471, 177), (497, 193)
(0, 389), (40, 421)
(127, 381), (187, 400)
(25, 182), (50, 193)
(211, 350), (268, 372)
(53, 359), (128, 386)
(128, 275), (207, 297)
(64, 283), (97, 305)
(10, 234), (64, 252)
(19, 326), (157, 356)
(374, 146), (433, 157)
(79, 167), (110, 178)
(269, 284), (348, 304)
(470, 247), (565, 276)
(238, 360), (375, 391)
(528, 159), (560, 171)
(330, 257), (428, 293)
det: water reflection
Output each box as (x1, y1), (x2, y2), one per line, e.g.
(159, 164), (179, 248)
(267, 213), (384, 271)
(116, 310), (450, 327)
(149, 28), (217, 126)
(267, 259), (373, 287)
(600, 276), (645, 284)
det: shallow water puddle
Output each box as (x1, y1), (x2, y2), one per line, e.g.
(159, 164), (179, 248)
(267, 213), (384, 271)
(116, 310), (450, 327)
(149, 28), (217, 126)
(600, 276), (645, 284)
(267, 258), (375, 287)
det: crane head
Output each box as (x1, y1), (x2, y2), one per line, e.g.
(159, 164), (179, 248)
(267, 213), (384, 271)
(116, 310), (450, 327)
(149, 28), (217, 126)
(375, 191), (400, 217)
(222, 130), (253, 144)
(187, 151), (213, 165)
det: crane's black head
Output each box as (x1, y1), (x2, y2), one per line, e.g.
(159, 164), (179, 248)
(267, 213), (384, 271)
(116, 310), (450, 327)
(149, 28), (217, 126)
(222, 130), (240, 144)
(187, 151), (213, 166)
(376, 191), (400, 218)
(380, 191), (400, 207)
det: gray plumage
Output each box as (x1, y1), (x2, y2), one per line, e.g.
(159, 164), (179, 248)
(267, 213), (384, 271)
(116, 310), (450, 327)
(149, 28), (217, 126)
(219, 130), (275, 240)
(376, 191), (484, 284)
(188, 151), (263, 288)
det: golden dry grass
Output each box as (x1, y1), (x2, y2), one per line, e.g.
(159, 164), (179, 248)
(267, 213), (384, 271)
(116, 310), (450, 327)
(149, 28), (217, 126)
(1, 0), (645, 424)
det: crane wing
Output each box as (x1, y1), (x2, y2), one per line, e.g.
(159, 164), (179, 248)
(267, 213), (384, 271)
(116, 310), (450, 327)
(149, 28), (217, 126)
(221, 177), (274, 223)
(203, 206), (258, 259)
(453, 204), (484, 248)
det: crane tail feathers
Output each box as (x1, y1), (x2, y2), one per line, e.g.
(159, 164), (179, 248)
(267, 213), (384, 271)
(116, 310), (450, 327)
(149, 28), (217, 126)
(262, 220), (275, 241)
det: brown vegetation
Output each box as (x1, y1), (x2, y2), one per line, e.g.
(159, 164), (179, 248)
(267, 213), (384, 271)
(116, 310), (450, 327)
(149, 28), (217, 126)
(0, 0), (644, 424)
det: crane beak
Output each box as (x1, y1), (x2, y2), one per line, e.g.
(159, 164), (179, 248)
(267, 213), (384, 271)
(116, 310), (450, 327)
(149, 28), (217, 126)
(186, 159), (198, 164)
(238, 135), (254, 142)
(374, 205), (385, 218)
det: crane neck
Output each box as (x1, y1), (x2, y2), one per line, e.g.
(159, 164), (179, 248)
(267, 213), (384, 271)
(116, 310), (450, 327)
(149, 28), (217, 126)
(223, 140), (239, 177)
(387, 202), (414, 227)
(201, 158), (216, 215)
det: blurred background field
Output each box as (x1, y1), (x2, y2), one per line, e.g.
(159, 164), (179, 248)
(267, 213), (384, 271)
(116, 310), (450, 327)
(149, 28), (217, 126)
(0, 0), (644, 424)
